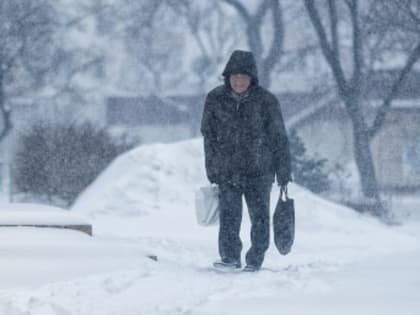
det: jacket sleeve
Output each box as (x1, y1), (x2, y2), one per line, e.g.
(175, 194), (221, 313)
(200, 93), (220, 184)
(266, 95), (291, 185)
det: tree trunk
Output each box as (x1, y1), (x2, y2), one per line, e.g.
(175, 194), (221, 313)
(347, 99), (384, 216)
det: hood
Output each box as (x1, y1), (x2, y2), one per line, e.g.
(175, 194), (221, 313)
(222, 50), (259, 86)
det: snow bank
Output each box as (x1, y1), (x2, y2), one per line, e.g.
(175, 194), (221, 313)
(1, 138), (419, 315)
(0, 227), (155, 290)
(73, 138), (419, 260)
(0, 203), (89, 226)
(73, 139), (206, 218)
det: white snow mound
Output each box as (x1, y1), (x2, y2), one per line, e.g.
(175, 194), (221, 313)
(72, 138), (418, 259)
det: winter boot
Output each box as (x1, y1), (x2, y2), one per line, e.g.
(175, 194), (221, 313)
(242, 264), (260, 272)
(213, 260), (242, 271)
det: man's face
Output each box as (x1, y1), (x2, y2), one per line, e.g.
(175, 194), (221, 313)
(230, 74), (251, 94)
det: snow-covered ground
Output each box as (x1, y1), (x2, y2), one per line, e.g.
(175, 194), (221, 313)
(0, 203), (89, 226)
(1, 138), (419, 315)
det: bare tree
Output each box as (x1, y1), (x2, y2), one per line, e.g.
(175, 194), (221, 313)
(366, 0), (420, 138)
(168, 1), (241, 92)
(92, 0), (186, 94)
(126, 4), (185, 93)
(303, 0), (420, 217)
(44, 1), (112, 109)
(222, 0), (285, 88)
(0, 0), (56, 141)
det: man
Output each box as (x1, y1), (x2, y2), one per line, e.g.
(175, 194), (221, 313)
(201, 50), (291, 272)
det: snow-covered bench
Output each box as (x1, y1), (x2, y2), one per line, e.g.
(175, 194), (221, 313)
(0, 203), (92, 236)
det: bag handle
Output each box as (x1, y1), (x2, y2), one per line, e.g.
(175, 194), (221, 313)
(280, 185), (289, 201)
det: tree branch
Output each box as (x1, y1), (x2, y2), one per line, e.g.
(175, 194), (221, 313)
(327, 0), (339, 56)
(65, 3), (113, 28)
(261, 0), (284, 76)
(407, 1), (420, 22)
(369, 40), (420, 138)
(223, 0), (260, 56)
(348, 0), (363, 90)
(221, 0), (285, 87)
(254, 0), (271, 25)
(304, 0), (348, 98)
(222, 0), (251, 22)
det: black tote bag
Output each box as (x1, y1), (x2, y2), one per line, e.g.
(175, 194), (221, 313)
(273, 186), (295, 255)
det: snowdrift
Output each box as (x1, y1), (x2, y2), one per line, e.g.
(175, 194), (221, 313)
(1, 138), (418, 315)
(72, 138), (418, 261)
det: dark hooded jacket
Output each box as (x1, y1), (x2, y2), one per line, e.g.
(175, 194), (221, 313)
(201, 50), (291, 187)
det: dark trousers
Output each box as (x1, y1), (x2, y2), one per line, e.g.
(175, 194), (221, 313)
(218, 180), (272, 268)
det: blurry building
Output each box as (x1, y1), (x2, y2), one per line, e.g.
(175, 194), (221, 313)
(290, 70), (420, 192)
(105, 94), (205, 144)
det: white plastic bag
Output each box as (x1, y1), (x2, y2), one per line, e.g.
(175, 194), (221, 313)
(195, 184), (220, 226)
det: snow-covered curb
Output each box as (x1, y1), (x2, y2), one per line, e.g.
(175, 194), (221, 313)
(0, 203), (92, 235)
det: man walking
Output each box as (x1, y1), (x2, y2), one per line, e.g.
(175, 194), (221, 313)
(201, 50), (291, 272)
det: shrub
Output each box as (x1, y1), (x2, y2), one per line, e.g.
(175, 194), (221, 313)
(13, 121), (131, 206)
(289, 129), (331, 193)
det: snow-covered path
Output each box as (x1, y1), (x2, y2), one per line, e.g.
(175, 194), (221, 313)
(197, 251), (420, 315)
(1, 232), (419, 315)
(1, 139), (419, 315)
